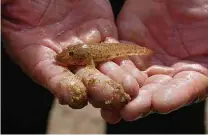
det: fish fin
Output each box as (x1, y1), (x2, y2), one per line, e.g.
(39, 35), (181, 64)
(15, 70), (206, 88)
(86, 56), (96, 68)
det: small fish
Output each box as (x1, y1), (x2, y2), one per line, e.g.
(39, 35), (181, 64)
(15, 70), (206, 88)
(56, 43), (154, 67)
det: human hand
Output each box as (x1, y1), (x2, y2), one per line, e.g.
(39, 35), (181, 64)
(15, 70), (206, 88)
(1, 0), (144, 110)
(101, 0), (208, 123)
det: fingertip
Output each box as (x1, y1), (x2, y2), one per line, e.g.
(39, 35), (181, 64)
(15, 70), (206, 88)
(31, 59), (88, 109)
(100, 108), (121, 124)
(120, 107), (143, 121)
(121, 90), (152, 121)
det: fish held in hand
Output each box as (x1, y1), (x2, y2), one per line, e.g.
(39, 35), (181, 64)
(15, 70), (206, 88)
(56, 43), (154, 67)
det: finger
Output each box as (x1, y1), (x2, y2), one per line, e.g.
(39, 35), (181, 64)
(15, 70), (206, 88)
(55, 27), (100, 49)
(121, 87), (153, 121)
(105, 39), (149, 86)
(170, 60), (208, 106)
(113, 57), (148, 87)
(55, 20), (129, 109)
(152, 71), (208, 113)
(74, 66), (131, 110)
(55, 20), (131, 109)
(97, 38), (141, 97)
(145, 75), (172, 85)
(98, 61), (140, 97)
(121, 74), (172, 121)
(100, 108), (121, 124)
(129, 55), (153, 71)
(18, 45), (88, 109)
(145, 65), (175, 76)
(55, 19), (117, 49)
(66, 35), (131, 110)
(170, 60), (208, 77)
(55, 30), (85, 49)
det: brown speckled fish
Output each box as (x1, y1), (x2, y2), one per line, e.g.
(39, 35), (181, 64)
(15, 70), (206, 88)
(56, 43), (154, 67)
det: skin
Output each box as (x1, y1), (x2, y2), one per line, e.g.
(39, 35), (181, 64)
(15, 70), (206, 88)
(100, 0), (208, 123)
(55, 42), (153, 109)
(1, 0), (141, 110)
(1, 0), (208, 124)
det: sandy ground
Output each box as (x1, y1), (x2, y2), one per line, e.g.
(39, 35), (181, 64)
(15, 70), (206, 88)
(47, 99), (105, 134)
(47, 99), (208, 134)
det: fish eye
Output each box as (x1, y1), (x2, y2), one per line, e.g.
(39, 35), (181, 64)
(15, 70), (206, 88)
(68, 51), (74, 56)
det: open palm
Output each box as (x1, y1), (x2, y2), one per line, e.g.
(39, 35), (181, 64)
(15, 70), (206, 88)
(100, 0), (208, 123)
(2, 0), (147, 110)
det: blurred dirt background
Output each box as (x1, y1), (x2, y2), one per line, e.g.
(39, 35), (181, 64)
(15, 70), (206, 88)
(47, 99), (208, 134)
(47, 99), (105, 134)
